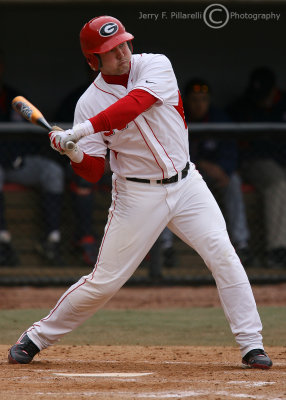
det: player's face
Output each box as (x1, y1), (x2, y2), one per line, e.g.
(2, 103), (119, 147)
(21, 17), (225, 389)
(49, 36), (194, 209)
(187, 93), (210, 121)
(100, 42), (131, 75)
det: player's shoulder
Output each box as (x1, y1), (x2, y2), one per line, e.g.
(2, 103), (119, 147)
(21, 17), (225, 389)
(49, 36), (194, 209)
(77, 79), (96, 101)
(75, 78), (99, 111)
(74, 79), (101, 122)
(132, 53), (172, 67)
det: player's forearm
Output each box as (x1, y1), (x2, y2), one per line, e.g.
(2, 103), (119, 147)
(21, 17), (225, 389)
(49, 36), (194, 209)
(89, 89), (157, 134)
(70, 153), (105, 183)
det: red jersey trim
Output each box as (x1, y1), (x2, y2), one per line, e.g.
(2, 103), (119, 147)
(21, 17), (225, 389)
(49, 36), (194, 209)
(93, 83), (120, 100)
(90, 178), (118, 280)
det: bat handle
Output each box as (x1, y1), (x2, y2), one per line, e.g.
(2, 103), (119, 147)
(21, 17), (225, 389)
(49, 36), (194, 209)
(65, 141), (76, 151)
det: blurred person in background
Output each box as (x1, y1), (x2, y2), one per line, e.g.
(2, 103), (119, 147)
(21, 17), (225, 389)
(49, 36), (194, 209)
(55, 69), (104, 266)
(0, 50), (64, 266)
(185, 78), (251, 264)
(228, 67), (286, 268)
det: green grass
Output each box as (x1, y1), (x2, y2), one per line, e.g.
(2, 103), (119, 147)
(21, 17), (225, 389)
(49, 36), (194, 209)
(0, 307), (284, 346)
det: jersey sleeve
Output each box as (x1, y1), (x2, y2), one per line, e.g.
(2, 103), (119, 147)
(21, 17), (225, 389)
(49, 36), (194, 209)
(131, 54), (179, 106)
(73, 96), (107, 159)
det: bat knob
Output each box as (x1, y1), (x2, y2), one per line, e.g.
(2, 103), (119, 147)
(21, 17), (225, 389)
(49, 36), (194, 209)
(65, 141), (76, 151)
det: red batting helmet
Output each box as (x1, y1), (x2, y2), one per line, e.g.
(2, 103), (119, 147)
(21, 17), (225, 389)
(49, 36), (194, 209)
(80, 16), (134, 71)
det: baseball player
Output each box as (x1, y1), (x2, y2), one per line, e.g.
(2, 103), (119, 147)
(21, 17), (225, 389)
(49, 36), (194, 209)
(8, 16), (272, 369)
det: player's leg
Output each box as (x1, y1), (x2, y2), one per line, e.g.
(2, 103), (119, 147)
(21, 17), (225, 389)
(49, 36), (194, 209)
(5, 155), (64, 263)
(11, 175), (170, 357)
(167, 169), (266, 359)
(0, 166), (18, 266)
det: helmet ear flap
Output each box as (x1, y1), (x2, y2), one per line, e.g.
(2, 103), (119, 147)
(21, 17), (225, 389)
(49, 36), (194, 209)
(86, 54), (102, 71)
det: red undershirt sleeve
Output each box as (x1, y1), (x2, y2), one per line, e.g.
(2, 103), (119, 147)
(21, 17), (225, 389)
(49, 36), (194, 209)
(71, 153), (105, 183)
(88, 89), (157, 134)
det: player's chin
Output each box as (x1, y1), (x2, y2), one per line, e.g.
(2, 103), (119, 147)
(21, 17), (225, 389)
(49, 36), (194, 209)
(117, 61), (130, 74)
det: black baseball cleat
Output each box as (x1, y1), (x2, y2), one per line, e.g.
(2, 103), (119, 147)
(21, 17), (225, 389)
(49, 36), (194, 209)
(242, 349), (273, 369)
(8, 334), (40, 364)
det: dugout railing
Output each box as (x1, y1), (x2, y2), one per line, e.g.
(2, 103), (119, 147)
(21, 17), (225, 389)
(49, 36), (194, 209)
(1, 122), (286, 286)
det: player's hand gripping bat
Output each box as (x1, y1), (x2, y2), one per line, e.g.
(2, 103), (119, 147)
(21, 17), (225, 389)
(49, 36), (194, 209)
(11, 96), (75, 150)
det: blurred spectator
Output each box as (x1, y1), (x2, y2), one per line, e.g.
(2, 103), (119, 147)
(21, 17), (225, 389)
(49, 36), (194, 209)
(160, 227), (177, 268)
(55, 70), (100, 265)
(148, 227), (177, 279)
(0, 50), (64, 266)
(228, 67), (286, 268)
(185, 78), (251, 264)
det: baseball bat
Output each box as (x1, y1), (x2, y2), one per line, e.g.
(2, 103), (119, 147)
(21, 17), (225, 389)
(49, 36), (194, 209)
(11, 96), (75, 150)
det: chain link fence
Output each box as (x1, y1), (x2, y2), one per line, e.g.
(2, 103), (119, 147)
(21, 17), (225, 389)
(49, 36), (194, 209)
(1, 123), (286, 285)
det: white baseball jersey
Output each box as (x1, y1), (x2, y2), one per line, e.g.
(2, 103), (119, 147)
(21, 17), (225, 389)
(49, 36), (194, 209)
(74, 53), (194, 180)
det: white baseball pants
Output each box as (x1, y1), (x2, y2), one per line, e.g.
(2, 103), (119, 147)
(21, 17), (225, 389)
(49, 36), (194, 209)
(26, 169), (264, 357)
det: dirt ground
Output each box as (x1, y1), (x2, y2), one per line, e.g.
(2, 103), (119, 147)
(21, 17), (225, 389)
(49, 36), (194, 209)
(1, 285), (286, 399)
(1, 345), (285, 400)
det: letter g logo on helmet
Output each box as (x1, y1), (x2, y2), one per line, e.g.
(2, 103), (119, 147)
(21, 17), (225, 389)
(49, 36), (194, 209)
(99, 22), (119, 37)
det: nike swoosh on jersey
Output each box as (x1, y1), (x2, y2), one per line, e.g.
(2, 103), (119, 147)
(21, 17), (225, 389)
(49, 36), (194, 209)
(145, 80), (156, 84)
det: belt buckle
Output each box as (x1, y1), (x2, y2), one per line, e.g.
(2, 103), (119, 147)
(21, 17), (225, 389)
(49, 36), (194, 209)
(163, 175), (178, 184)
(171, 175), (178, 183)
(157, 163), (189, 185)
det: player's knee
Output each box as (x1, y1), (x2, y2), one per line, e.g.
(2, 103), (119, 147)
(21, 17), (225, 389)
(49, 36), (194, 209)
(68, 279), (119, 312)
(197, 232), (239, 269)
(89, 279), (119, 301)
(100, 284), (118, 299)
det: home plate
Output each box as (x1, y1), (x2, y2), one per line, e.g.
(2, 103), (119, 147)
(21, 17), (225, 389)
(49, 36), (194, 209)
(53, 372), (153, 378)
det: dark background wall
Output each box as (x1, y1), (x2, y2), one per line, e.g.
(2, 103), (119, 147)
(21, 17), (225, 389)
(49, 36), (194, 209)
(0, 1), (285, 119)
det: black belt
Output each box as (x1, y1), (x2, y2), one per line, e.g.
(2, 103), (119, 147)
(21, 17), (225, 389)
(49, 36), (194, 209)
(126, 162), (190, 185)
